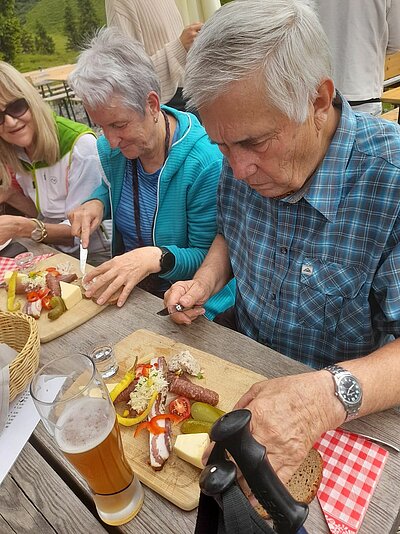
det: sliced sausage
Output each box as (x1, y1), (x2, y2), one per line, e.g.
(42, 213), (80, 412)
(46, 272), (61, 296)
(169, 376), (219, 406)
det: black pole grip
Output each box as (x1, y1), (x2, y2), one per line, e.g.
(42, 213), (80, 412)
(211, 409), (308, 534)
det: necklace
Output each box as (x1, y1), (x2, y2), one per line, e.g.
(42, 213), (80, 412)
(131, 110), (170, 247)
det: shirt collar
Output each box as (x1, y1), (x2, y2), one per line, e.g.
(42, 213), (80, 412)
(282, 92), (357, 222)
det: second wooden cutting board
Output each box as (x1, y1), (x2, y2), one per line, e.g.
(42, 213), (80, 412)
(108, 329), (267, 511)
(0, 253), (105, 343)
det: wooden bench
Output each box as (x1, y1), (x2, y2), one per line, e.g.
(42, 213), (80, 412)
(380, 107), (399, 122)
(384, 51), (400, 88)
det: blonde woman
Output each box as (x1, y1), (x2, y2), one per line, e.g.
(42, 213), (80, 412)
(0, 61), (109, 261)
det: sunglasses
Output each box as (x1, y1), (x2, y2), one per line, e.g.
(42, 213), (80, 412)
(0, 98), (29, 125)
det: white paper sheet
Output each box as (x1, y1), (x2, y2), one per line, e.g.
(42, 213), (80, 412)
(0, 388), (40, 485)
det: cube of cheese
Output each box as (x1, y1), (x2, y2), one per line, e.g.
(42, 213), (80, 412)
(173, 433), (210, 469)
(60, 281), (82, 310)
(3, 271), (28, 284)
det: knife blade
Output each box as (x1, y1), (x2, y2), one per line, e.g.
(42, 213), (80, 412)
(157, 304), (194, 316)
(79, 240), (88, 276)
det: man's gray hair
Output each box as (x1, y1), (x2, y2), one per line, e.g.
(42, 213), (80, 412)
(69, 27), (161, 114)
(184, 0), (332, 123)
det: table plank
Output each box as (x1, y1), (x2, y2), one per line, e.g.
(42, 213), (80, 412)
(0, 442), (107, 533)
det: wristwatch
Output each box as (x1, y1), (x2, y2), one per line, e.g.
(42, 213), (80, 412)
(159, 247), (175, 275)
(30, 218), (48, 243)
(324, 364), (363, 422)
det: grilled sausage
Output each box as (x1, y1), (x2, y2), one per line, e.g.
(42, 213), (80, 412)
(113, 379), (139, 404)
(46, 272), (61, 296)
(169, 376), (219, 406)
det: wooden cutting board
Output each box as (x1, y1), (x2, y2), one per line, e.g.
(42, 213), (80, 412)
(0, 253), (105, 343)
(108, 329), (268, 511)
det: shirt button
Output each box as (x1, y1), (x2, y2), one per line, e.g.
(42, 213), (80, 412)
(280, 247), (288, 254)
(272, 293), (276, 301)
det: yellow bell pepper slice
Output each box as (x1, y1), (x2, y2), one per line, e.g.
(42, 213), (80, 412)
(117, 391), (158, 427)
(7, 271), (21, 312)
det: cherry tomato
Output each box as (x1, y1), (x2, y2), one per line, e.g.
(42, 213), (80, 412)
(169, 397), (191, 420)
(41, 296), (53, 310)
(45, 267), (60, 277)
(26, 291), (40, 302)
(38, 287), (51, 299)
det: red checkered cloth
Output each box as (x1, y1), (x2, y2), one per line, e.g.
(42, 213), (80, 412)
(0, 254), (54, 283)
(315, 429), (388, 534)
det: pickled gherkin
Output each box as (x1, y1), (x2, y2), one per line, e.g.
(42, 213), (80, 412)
(190, 402), (225, 423)
(180, 419), (213, 435)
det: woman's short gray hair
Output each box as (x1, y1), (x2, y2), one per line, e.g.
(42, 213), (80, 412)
(69, 27), (161, 114)
(184, 0), (332, 123)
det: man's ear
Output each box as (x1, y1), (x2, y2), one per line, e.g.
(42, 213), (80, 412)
(147, 91), (161, 116)
(313, 78), (335, 130)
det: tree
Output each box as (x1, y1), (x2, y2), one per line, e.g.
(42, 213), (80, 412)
(78, 0), (100, 43)
(21, 30), (35, 54)
(0, 0), (22, 64)
(64, 0), (80, 51)
(35, 22), (55, 55)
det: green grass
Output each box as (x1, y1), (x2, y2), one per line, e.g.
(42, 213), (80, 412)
(16, 34), (78, 72)
(25, 0), (105, 34)
(14, 0), (105, 71)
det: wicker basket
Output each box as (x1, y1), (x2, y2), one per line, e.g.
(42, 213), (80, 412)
(0, 311), (40, 402)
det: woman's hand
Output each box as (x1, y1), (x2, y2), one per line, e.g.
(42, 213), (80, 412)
(68, 200), (104, 248)
(83, 246), (163, 307)
(0, 215), (29, 243)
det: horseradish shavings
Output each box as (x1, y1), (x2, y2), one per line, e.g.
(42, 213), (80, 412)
(128, 367), (168, 414)
(168, 350), (202, 377)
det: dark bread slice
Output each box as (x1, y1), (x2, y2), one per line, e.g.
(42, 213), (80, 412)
(255, 447), (323, 518)
(286, 447), (323, 504)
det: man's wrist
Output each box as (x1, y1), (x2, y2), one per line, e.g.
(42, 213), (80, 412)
(318, 369), (348, 427)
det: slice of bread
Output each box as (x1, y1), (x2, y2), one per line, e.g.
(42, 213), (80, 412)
(254, 447), (323, 519)
(286, 447), (323, 504)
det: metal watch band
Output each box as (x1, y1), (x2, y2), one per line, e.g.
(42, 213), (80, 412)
(324, 364), (362, 422)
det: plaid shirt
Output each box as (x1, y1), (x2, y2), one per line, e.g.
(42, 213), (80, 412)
(218, 95), (400, 368)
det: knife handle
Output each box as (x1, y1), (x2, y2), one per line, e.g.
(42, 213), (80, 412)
(211, 410), (308, 534)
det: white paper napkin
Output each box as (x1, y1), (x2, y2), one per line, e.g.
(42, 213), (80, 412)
(0, 343), (18, 434)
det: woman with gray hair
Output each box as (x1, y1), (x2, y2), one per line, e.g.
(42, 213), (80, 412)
(68, 27), (234, 319)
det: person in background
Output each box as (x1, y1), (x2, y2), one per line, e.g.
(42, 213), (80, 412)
(0, 61), (109, 263)
(68, 28), (234, 319)
(105, 0), (202, 111)
(164, 0), (400, 488)
(315, 0), (400, 115)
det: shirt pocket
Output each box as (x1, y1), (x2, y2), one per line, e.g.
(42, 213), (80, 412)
(298, 258), (368, 341)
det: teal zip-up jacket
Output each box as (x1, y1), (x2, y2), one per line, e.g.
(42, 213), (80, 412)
(88, 106), (235, 319)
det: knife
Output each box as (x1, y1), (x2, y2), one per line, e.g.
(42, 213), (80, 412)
(157, 304), (196, 316)
(79, 240), (88, 276)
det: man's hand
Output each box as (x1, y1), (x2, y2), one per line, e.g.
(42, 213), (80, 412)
(180, 23), (203, 51)
(234, 371), (344, 485)
(83, 247), (162, 307)
(68, 200), (104, 249)
(163, 279), (211, 324)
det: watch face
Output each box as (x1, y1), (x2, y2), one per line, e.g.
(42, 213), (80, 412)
(338, 375), (362, 405)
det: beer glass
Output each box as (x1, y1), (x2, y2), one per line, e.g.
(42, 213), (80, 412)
(30, 354), (144, 526)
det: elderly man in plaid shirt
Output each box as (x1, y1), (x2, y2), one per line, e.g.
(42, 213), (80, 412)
(165, 0), (400, 489)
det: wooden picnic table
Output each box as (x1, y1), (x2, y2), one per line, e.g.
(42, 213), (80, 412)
(23, 64), (76, 85)
(1, 240), (400, 534)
